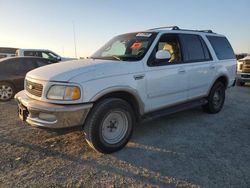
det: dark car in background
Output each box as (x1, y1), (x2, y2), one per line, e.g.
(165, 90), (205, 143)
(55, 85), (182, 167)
(0, 57), (53, 101)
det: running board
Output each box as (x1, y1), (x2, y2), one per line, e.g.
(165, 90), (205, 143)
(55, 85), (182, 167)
(142, 98), (208, 121)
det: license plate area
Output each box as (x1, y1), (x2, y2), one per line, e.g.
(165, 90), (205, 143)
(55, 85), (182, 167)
(18, 105), (29, 121)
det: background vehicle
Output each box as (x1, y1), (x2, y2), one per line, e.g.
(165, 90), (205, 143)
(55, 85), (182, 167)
(236, 53), (248, 60)
(0, 47), (18, 59)
(15, 26), (236, 153)
(0, 57), (53, 101)
(16, 49), (77, 63)
(237, 55), (250, 86)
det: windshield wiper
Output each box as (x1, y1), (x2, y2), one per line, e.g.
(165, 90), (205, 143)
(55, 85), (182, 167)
(111, 55), (122, 61)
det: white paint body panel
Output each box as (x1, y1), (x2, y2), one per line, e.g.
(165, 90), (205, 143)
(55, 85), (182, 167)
(24, 29), (237, 115)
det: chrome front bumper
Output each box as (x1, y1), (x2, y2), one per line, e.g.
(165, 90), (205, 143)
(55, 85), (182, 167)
(15, 90), (93, 129)
(237, 72), (250, 82)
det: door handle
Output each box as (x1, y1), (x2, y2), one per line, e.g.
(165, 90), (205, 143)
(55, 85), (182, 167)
(133, 74), (145, 80)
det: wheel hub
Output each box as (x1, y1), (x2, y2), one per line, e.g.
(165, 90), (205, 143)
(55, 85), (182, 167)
(0, 85), (13, 100)
(107, 120), (118, 132)
(213, 88), (223, 108)
(101, 111), (128, 144)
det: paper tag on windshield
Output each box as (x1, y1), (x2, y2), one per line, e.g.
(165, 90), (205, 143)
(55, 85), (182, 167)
(131, 42), (142, 49)
(136, 33), (152, 37)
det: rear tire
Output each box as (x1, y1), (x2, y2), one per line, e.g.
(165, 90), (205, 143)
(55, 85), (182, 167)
(0, 82), (15, 102)
(203, 81), (225, 114)
(83, 98), (135, 154)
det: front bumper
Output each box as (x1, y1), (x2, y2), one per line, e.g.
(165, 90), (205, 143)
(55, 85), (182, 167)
(15, 90), (93, 129)
(237, 72), (250, 82)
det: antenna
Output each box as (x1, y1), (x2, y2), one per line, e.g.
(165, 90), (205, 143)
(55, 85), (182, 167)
(72, 21), (77, 58)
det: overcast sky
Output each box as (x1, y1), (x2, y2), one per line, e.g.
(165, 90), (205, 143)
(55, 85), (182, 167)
(0, 0), (249, 58)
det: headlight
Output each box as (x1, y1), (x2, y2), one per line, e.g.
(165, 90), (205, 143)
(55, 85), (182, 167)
(237, 62), (243, 72)
(47, 85), (81, 100)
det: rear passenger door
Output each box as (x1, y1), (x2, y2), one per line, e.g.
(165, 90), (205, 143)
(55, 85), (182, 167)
(179, 34), (214, 99)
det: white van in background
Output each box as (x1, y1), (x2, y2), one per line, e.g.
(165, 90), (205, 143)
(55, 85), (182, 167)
(16, 49), (77, 63)
(0, 47), (18, 59)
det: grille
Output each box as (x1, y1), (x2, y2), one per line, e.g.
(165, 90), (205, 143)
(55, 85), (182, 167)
(242, 74), (250, 78)
(242, 61), (250, 73)
(25, 80), (43, 97)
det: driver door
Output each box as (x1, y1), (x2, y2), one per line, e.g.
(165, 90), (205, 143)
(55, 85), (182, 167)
(144, 34), (189, 112)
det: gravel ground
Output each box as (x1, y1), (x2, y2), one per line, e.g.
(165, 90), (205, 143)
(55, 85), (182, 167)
(0, 85), (250, 188)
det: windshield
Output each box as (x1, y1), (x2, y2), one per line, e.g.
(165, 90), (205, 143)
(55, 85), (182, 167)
(91, 32), (157, 61)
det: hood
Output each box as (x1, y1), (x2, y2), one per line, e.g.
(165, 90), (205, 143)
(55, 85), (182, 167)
(26, 59), (142, 82)
(240, 55), (250, 61)
(61, 57), (78, 61)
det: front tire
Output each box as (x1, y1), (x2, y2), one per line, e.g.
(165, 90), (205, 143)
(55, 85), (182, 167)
(203, 81), (225, 114)
(0, 82), (15, 102)
(237, 81), (245, 86)
(84, 98), (135, 154)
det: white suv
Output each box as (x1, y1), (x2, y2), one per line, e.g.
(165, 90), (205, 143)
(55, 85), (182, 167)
(15, 26), (236, 153)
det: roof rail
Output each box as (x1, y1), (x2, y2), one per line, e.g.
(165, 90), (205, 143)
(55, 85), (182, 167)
(148, 26), (214, 33)
(198, 30), (213, 33)
(148, 26), (180, 31)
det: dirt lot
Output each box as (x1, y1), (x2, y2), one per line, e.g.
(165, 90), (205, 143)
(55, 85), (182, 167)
(0, 85), (250, 188)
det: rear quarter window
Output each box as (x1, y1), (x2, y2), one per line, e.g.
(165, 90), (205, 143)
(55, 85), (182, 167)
(36, 59), (51, 67)
(207, 36), (235, 60)
(179, 34), (211, 62)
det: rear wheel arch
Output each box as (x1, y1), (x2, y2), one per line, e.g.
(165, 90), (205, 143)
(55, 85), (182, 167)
(0, 80), (16, 90)
(215, 76), (228, 88)
(208, 75), (228, 95)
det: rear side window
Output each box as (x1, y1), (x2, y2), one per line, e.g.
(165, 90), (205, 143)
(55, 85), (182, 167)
(24, 59), (40, 70)
(24, 51), (42, 57)
(180, 34), (211, 62)
(207, 36), (235, 60)
(0, 59), (27, 73)
(36, 59), (51, 67)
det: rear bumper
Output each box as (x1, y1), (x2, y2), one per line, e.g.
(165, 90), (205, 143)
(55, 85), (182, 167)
(15, 90), (93, 129)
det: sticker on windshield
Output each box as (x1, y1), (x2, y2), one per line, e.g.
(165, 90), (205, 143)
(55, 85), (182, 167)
(131, 42), (142, 49)
(136, 33), (152, 37)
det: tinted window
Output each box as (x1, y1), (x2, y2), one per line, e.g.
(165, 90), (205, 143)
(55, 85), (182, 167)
(180, 34), (210, 62)
(0, 59), (37, 74)
(23, 59), (38, 71)
(24, 51), (42, 57)
(36, 59), (51, 67)
(41, 52), (59, 61)
(0, 47), (17, 54)
(207, 36), (235, 60)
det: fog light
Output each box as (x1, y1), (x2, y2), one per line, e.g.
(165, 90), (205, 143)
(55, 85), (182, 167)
(39, 113), (56, 121)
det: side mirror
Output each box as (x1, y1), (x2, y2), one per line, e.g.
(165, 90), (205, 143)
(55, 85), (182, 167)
(155, 50), (171, 61)
(57, 56), (61, 61)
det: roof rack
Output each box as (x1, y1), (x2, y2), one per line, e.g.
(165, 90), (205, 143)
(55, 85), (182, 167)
(148, 26), (180, 31)
(148, 26), (214, 33)
(198, 30), (213, 33)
